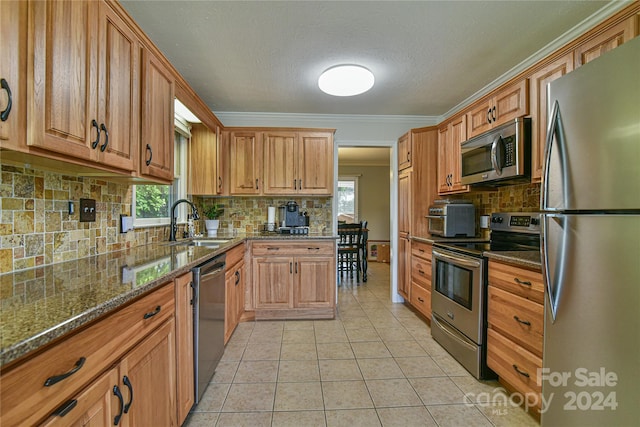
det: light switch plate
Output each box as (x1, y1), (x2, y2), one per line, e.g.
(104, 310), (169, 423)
(79, 198), (96, 222)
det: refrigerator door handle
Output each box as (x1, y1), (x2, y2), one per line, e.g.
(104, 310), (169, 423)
(542, 213), (568, 322)
(542, 99), (568, 211)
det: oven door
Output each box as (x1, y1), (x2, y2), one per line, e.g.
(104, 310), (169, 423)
(431, 247), (484, 343)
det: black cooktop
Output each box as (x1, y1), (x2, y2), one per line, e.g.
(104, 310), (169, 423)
(434, 230), (541, 257)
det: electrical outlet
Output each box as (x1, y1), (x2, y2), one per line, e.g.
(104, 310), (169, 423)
(79, 198), (96, 222)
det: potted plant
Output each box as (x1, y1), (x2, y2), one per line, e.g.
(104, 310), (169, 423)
(202, 203), (224, 236)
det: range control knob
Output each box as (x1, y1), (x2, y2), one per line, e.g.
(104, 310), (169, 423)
(492, 216), (503, 223)
(531, 218), (539, 225)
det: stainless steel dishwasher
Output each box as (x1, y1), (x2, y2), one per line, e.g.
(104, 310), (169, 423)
(191, 253), (226, 404)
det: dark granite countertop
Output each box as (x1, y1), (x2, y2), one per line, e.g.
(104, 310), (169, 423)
(412, 235), (488, 244)
(484, 250), (542, 270)
(0, 233), (337, 367)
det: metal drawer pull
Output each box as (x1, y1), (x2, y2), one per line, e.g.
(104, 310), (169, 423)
(44, 357), (86, 386)
(52, 399), (78, 417)
(143, 305), (161, 319)
(417, 297), (424, 303)
(307, 247), (320, 250)
(267, 247), (280, 251)
(418, 269), (425, 275)
(513, 315), (531, 326)
(113, 385), (124, 425)
(235, 270), (240, 285)
(1, 78), (12, 121)
(512, 364), (530, 378)
(514, 277), (532, 286)
(123, 375), (134, 413)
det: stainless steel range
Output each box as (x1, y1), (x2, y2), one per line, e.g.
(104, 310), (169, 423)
(431, 212), (540, 379)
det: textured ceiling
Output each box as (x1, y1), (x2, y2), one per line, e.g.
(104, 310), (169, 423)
(121, 0), (610, 117)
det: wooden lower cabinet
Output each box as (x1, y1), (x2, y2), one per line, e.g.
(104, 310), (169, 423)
(174, 272), (194, 425)
(409, 240), (432, 320)
(487, 260), (544, 414)
(0, 283), (177, 426)
(251, 240), (336, 319)
(225, 243), (246, 343)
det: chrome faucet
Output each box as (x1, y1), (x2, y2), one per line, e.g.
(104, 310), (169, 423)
(169, 199), (200, 241)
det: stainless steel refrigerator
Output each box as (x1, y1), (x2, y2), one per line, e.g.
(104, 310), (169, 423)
(540, 36), (640, 426)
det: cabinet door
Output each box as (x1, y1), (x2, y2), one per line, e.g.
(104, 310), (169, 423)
(297, 132), (333, 195)
(294, 256), (334, 308)
(263, 131), (297, 194)
(174, 273), (194, 425)
(466, 98), (494, 138)
(448, 114), (468, 192)
(398, 236), (411, 299)
(119, 319), (177, 427)
(529, 53), (573, 182)
(40, 368), (119, 427)
(139, 48), (174, 183)
(437, 125), (451, 194)
(189, 123), (219, 195)
(493, 79), (528, 127)
(574, 16), (638, 68)
(253, 256), (293, 309)
(398, 131), (411, 170)
(96, 1), (138, 172)
(398, 171), (411, 235)
(230, 132), (262, 195)
(27, 0), (98, 159)
(0, 1), (26, 146)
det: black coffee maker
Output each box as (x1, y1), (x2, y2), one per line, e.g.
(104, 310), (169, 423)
(284, 201), (305, 227)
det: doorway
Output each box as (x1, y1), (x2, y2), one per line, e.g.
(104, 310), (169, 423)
(334, 143), (401, 303)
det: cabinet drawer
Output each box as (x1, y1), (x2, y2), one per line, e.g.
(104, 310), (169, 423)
(411, 241), (432, 261)
(252, 241), (334, 256)
(488, 261), (544, 304)
(1, 283), (175, 426)
(488, 286), (543, 356)
(411, 256), (431, 287)
(410, 282), (431, 320)
(226, 242), (245, 268)
(487, 328), (542, 406)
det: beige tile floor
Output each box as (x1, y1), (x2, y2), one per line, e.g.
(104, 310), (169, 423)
(185, 262), (539, 427)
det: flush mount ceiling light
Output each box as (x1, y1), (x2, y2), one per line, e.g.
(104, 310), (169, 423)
(318, 65), (375, 97)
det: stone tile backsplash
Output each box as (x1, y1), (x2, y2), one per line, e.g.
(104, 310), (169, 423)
(0, 164), (168, 274)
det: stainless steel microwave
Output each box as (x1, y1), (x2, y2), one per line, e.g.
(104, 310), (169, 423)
(460, 117), (531, 186)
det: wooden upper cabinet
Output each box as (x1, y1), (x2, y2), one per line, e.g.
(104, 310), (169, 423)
(467, 79), (529, 138)
(263, 131), (297, 194)
(574, 15), (639, 68)
(528, 53), (574, 183)
(438, 115), (469, 195)
(189, 123), (222, 195)
(297, 132), (333, 195)
(398, 131), (411, 170)
(27, 0), (138, 171)
(139, 47), (174, 183)
(27, 0), (98, 160)
(398, 170), (411, 235)
(230, 131), (262, 195)
(0, 1), (26, 146)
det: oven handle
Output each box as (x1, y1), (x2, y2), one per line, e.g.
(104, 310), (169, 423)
(424, 215), (442, 219)
(432, 248), (481, 269)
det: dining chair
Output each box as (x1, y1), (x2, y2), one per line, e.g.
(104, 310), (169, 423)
(337, 223), (363, 281)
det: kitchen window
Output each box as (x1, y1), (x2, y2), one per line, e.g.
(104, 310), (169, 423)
(337, 176), (359, 223)
(133, 126), (189, 227)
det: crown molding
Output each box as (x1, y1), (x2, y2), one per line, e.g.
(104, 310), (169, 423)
(439, 1), (632, 122)
(214, 111), (438, 127)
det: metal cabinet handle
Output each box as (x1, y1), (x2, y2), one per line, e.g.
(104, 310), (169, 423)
(113, 385), (124, 425)
(514, 277), (532, 286)
(512, 364), (530, 378)
(218, 176), (222, 189)
(91, 120), (101, 149)
(235, 270), (240, 285)
(1, 78), (13, 121)
(255, 178), (259, 190)
(52, 399), (78, 417)
(487, 108), (492, 124)
(417, 297), (424, 303)
(143, 305), (161, 319)
(99, 123), (109, 152)
(294, 179), (297, 190)
(418, 269), (425, 275)
(295, 261), (298, 274)
(492, 105), (496, 122)
(145, 144), (153, 166)
(290, 262), (292, 274)
(44, 357), (86, 386)
(513, 315), (531, 326)
(123, 376), (133, 413)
